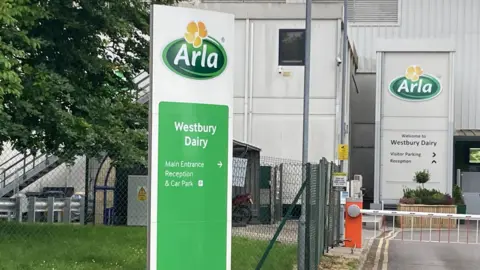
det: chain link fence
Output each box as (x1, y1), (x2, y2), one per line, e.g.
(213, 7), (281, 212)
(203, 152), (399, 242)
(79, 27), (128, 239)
(0, 147), (344, 270)
(232, 156), (344, 270)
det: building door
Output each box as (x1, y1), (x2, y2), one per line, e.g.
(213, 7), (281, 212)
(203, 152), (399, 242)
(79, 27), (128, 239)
(461, 171), (480, 214)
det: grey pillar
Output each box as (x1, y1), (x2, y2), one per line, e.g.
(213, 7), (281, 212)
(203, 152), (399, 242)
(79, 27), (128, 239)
(15, 196), (24, 223)
(47, 197), (55, 223)
(27, 197), (36, 223)
(63, 198), (72, 224)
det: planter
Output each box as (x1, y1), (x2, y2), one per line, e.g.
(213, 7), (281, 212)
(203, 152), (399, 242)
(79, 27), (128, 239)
(457, 204), (467, 224)
(397, 204), (457, 229)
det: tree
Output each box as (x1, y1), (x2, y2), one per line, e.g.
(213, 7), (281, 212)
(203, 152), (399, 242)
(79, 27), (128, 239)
(0, 0), (173, 166)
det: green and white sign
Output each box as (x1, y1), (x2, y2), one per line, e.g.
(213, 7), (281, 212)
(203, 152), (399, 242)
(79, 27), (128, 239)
(162, 21), (228, 80)
(148, 5), (234, 270)
(388, 65), (443, 101)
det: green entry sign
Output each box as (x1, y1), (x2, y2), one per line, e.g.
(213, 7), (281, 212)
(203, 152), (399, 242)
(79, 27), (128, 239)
(149, 5), (234, 269)
(157, 101), (229, 269)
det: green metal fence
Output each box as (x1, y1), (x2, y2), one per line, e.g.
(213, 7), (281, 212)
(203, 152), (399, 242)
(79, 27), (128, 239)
(246, 158), (343, 270)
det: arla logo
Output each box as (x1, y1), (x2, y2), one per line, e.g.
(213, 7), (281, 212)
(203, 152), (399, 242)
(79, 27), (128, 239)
(162, 21), (227, 80)
(388, 65), (442, 101)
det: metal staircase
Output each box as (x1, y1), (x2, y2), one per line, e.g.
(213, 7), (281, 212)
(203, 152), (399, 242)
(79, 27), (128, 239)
(0, 71), (151, 198)
(0, 153), (62, 197)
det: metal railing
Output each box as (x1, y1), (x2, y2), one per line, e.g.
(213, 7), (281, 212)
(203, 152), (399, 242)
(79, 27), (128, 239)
(0, 152), (56, 188)
(362, 209), (480, 244)
(0, 196), (85, 224)
(132, 71), (150, 104)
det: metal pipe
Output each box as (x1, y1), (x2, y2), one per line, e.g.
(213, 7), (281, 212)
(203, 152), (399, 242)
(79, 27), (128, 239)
(84, 157), (89, 225)
(0, 201), (15, 207)
(298, 0), (313, 268)
(457, 169), (462, 187)
(340, 0), (348, 172)
(339, 203), (345, 241)
(243, 19), (250, 142)
(248, 22), (254, 143)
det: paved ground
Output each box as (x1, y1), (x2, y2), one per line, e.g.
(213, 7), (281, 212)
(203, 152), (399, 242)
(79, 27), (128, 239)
(363, 228), (480, 270)
(387, 241), (480, 270)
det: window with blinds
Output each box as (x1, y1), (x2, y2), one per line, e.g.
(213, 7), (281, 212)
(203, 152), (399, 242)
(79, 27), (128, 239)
(314, 0), (400, 24)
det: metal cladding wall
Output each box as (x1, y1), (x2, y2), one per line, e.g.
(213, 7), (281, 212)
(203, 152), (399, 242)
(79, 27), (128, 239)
(349, 0), (480, 129)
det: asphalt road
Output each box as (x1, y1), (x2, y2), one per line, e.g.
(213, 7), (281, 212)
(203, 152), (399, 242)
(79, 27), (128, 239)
(388, 241), (480, 270)
(363, 229), (480, 270)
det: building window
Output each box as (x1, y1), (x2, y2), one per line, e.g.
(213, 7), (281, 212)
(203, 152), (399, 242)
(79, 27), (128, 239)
(278, 29), (305, 66)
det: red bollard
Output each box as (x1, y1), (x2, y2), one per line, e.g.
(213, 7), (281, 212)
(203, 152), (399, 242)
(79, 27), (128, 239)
(345, 198), (363, 248)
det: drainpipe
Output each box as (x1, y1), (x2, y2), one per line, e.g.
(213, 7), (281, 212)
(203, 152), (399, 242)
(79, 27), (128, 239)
(340, 0), (348, 173)
(243, 19), (250, 142)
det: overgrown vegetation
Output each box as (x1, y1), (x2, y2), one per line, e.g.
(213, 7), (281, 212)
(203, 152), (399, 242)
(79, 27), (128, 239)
(399, 170), (453, 205)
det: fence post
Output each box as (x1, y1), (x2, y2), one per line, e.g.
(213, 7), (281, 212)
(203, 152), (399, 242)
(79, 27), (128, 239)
(63, 198), (72, 224)
(79, 197), (86, 225)
(279, 163), (283, 221)
(271, 165), (277, 224)
(15, 196), (24, 223)
(332, 164), (342, 247)
(327, 162), (335, 249)
(47, 197), (55, 223)
(339, 199), (345, 242)
(28, 197), (36, 223)
(304, 163), (312, 270)
(316, 160), (325, 265)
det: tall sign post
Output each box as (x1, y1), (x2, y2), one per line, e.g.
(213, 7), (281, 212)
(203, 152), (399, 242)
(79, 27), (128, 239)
(148, 5), (234, 270)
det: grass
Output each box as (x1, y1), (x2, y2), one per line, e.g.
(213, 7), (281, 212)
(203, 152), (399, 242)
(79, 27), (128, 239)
(0, 223), (296, 270)
(232, 237), (297, 270)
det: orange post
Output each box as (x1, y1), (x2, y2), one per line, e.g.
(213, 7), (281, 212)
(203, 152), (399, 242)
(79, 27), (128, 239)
(344, 198), (363, 248)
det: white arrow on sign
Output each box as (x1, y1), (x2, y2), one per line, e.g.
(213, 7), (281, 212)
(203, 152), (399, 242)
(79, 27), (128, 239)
(217, 161), (223, 168)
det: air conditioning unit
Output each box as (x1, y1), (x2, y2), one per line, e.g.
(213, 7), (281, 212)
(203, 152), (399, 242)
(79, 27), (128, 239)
(351, 174), (363, 199)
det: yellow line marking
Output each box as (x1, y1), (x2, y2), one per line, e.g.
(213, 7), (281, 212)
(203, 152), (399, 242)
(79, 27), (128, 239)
(381, 238), (390, 270)
(373, 237), (384, 270)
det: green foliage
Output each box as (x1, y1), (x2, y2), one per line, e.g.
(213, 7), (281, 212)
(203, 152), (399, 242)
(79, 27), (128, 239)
(0, 0), (176, 166)
(413, 169), (430, 187)
(400, 186), (453, 205)
(0, 0), (45, 98)
(453, 185), (465, 205)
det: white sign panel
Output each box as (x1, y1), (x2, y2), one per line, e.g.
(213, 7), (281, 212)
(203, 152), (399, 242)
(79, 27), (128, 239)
(148, 5), (234, 270)
(332, 172), (348, 187)
(374, 42), (454, 204)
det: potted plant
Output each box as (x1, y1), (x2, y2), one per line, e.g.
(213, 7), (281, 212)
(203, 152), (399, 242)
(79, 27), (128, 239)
(397, 170), (457, 229)
(414, 169), (430, 188)
(453, 185), (467, 223)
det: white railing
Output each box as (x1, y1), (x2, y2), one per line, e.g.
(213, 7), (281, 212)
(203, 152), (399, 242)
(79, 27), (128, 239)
(361, 209), (480, 244)
(0, 196), (85, 224)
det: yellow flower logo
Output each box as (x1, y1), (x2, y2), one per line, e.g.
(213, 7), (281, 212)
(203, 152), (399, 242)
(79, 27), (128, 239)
(405, 65), (423, 82)
(184, 21), (208, 48)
